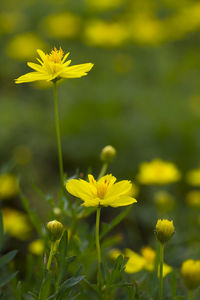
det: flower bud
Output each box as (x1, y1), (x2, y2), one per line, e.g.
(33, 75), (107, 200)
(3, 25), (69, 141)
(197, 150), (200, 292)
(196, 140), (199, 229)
(100, 145), (116, 163)
(47, 220), (63, 242)
(155, 219), (175, 244)
(181, 259), (200, 290)
(53, 207), (62, 216)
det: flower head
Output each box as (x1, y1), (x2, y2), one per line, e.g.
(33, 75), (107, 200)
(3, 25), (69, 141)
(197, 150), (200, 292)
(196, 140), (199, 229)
(100, 145), (116, 163)
(66, 174), (137, 207)
(186, 167), (200, 186)
(15, 47), (93, 83)
(181, 259), (200, 290)
(0, 174), (18, 199)
(186, 190), (200, 208)
(47, 220), (63, 242)
(137, 158), (181, 185)
(155, 219), (175, 244)
(110, 246), (172, 276)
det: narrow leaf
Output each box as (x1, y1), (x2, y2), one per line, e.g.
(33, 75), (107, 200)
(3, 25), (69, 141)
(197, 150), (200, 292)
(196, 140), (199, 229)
(0, 271), (18, 288)
(0, 250), (18, 269)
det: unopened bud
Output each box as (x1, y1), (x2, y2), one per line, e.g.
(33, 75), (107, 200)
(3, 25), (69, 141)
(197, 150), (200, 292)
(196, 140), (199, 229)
(47, 220), (63, 242)
(181, 259), (200, 290)
(100, 145), (116, 163)
(155, 219), (175, 244)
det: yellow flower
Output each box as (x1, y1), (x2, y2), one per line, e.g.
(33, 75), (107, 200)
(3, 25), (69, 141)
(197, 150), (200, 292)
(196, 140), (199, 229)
(84, 19), (128, 47)
(154, 190), (175, 214)
(42, 12), (81, 39)
(7, 32), (47, 61)
(186, 190), (200, 208)
(186, 167), (200, 186)
(0, 174), (18, 199)
(181, 259), (200, 290)
(110, 246), (172, 277)
(15, 47), (94, 84)
(66, 174), (137, 208)
(137, 158), (181, 185)
(29, 239), (44, 255)
(2, 208), (31, 240)
(155, 219), (175, 244)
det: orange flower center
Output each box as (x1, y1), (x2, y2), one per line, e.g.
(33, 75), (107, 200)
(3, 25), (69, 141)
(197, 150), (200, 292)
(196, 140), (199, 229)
(46, 47), (64, 64)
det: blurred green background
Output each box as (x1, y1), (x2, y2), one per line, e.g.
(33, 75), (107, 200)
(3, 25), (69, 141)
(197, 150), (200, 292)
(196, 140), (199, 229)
(1, 1), (200, 293)
(1, 0), (200, 183)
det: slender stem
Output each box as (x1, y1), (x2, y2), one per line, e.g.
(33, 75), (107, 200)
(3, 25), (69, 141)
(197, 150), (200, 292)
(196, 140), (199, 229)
(158, 243), (164, 300)
(97, 163), (108, 180)
(189, 290), (193, 300)
(53, 82), (64, 189)
(96, 207), (102, 288)
(47, 242), (55, 271)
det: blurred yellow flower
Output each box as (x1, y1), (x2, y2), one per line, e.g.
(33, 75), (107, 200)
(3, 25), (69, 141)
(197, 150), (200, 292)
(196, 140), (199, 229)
(87, 0), (122, 11)
(42, 12), (81, 39)
(84, 19), (128, 47)
(181, 259), (200, 290)
(186, 190), (200, 208)
(2, 208), (31, 240)
(110, 246), (172, 276)
(154, 190), (175, 214)
(15, 47), (93, 83)
(137, 158), (181, 185)
(66, 174), (137, 207)
(7, 33), (47, 61)
(186, 167), (200, 186)
(129, 14), (164, 45)
(0, 174), (18, 199)
(29, 239), (44, 255)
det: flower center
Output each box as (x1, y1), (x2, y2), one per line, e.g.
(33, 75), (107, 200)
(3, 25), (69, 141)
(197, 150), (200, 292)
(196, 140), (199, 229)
(46, 47), (64, 64)
(96, 178), (111, 198)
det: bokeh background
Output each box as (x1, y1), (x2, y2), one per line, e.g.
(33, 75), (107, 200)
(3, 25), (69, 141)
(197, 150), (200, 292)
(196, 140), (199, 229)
(1, 0), (200, 293)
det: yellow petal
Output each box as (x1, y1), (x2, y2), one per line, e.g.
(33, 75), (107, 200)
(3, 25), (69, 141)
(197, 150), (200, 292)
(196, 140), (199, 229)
(15, 72), (49, 83)
(27, 62), (44, 72)
(125, 249), (145, 273)
(61, 63), (94, 78)
(62, 52), (70, 63)
(102, 195), (137, 207)
(106, 180), (133, 198)
(66, 179), (96, 202)
(37, 49), (46, 62)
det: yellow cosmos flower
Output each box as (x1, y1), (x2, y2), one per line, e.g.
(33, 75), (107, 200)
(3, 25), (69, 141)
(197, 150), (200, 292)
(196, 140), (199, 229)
(186, 190), (200, 208)
(2, 208), (32, 240)
(186, 167), (200, 186)
(15, 47), (94, 84)
(110, 246), (172, 277)
(66, 174), (137, 207)
(137, 158), (181, 185)
(29, 239), (44, 255)
(0, 174), (19, 199)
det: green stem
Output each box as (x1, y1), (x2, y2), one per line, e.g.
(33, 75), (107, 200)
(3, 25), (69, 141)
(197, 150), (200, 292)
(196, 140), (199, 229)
(158, 243), (164, 300)
(189, 290), (193, 300)
(47, 242), (55, 271)
(98, 163), (108, 180)
(53, 82), (64, 189)
(96, 207), (102, 288)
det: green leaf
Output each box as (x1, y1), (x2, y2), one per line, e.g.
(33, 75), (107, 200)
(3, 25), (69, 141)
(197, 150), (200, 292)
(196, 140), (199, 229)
(39, 273), (52, 300)
(56, 230), (68, 287)
(0, 250), (18, 269)
(109, 254), (125, 285)
(0, 211), (3, 251)
(0, 271), (18, 288)
(19, 189), (43, 237)
(16, 281), (22, 300)
(56, 276), (85, 300)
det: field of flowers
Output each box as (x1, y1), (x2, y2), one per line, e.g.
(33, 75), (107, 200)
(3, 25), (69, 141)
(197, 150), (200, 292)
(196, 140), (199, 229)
(1, 0), (200, 299)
